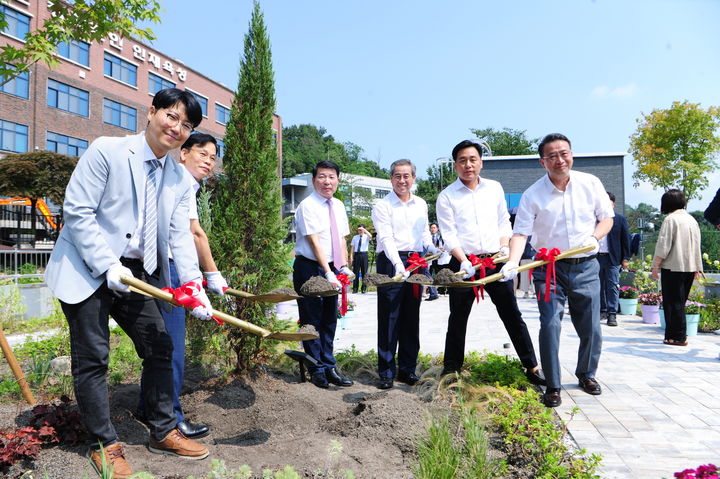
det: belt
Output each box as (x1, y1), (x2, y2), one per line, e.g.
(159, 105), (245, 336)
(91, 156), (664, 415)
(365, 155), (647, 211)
(557, 254), (597, 265)
(397, 250), (421, 256)
(598, 253), (610, 256)
(120, 257), (143, 266)
(466, 252), (497, 259)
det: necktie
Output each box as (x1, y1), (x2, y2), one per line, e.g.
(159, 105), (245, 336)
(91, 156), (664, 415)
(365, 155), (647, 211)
(143, 159), (161, 274)
(356, 235), (363, 253)
(327, 199), (343, 267)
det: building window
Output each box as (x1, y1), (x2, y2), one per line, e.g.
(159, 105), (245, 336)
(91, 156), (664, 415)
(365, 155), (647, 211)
(46, 131), (88, 157)
(215, 104), (230, 125)
(0, 69), (29, 99)
(104, 52), (137, 87)
(56, 40), (90, 67)
(103, 98), (137, 131)
(187, 90), (208, 117)
(0, 119), (28, 153)
(374, 189), (390, 199)
(1, 6), (30, 39)
(148, 72), (175, 95)
(216, 138), (225, 158)
(47, 79), (89, 117)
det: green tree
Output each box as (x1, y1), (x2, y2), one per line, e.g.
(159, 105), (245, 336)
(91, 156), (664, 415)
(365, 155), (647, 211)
(0, 1), (161, 84)
(210, 1), (290, 372)
(469, 127), (539, 156)
(0, 151), (77, 245)
(625, 202), (660, 234)
(630, 101), (720, 201)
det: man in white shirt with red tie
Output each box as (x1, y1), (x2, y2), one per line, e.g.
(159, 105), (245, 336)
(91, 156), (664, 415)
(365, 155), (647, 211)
(501, 133), (614, 408)
(436, 139), (545, 386)
(293, 160), (355, 389)
(372, 159), (439, 389)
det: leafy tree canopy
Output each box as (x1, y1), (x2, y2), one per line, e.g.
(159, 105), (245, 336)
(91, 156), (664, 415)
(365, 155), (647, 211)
(0, 1), (161, 83)
(630, 100), (720, 201)
(282, 124), (388, 178)
(0, 151), (77, 205)
(469, 127), (539, 156)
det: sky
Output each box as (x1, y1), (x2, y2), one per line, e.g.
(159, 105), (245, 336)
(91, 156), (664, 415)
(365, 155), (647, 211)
(143, 0), (720, 211)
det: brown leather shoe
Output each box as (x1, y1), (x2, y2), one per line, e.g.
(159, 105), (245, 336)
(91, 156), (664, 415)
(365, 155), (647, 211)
(148, 428), (209, 460)
(87, 442), (134, 479)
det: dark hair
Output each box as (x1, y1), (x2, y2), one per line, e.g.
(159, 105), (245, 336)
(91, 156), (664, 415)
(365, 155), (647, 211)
(181, 133), (217, 152)
(430, 222), (438, 228)
(607, 191), (616, 203)
(452, 139), (483, 161)
(152, 88), (202, 128)
(538, 133), (571, 157)
(660, 188), (687, 214)
(312, 160), (340, 177)
(358, 224), (365, 228)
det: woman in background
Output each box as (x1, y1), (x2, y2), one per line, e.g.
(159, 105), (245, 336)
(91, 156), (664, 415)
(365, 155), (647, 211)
(651, 189), (703, 346)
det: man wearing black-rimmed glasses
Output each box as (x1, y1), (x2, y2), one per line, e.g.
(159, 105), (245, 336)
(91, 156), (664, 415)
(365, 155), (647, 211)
(436, 139), (544, 386)
(501, 133), (614, 408)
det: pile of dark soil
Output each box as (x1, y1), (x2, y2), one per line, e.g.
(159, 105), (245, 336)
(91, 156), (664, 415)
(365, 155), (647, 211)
(406, 274), (432, 285)
(434, 268), (461, 285)
(266, 287), (298, 296)
(363, 273), (393, 287)
(299, 276), (336, 296)
(1, 372), (433, 479)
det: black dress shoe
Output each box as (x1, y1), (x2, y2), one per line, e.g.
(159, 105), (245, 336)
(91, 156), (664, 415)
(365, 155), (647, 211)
(525, 368), (547, 386)
(177, 420), (210, 439)
(607, 314), (618, 327)
(578, 378), (602, 395)
(426, 295), (439, 301)
(311, 371), (329, 389)
(542, 388), (562, 407)
(377, 378), (393, 389)
(326, 367), (353, 387)
(397, 371), (420, 385)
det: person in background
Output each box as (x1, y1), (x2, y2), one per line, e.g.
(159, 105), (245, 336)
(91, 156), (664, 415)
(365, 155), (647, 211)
(598, 191), (631, 327)
(501, 133), (613, 408)
(293, 160), (355, 389)
(135, 133), (226, 440)
(372, 159), (439, 389)
(651, 189), (703, 346)
(349, 224), (372, 293)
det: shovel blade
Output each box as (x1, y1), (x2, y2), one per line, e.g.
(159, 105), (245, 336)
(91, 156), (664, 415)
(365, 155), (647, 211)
(268, 331), (319, 341)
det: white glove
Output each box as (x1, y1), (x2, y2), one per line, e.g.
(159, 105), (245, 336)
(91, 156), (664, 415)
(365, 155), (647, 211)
(584, 235), (600, 255)
(324, 271), (343, 291)
(426, 244), (441, 256)
(460, 260), (475, 280)
(188, 283), (213, 320)
(106, 263), (132, 293)
(339, 266), (356, 280)
(394, 263), (410, 280)
(499, 246), (510, 258)
(500, 261), (519, 282)
(205, 271), (228, 295)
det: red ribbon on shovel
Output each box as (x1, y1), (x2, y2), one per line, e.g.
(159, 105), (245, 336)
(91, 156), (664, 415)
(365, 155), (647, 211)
(532, 248), (561, 302)
(163, 282), (224, 325)
(336, 273), (351, 316)
(406, 252), (428, 299)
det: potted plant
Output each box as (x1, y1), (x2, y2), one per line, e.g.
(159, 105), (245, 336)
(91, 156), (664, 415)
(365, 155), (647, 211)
(618, 286), (639, 316)
(685, 301), (705, 336)
(638, 292), (662, 324)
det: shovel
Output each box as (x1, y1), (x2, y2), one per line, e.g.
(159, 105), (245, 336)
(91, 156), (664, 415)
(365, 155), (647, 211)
(413, 252), (509, 285)
(120, 276), (318, 341)
(444, 245), (595, 288)
(224, 288), (301, 303)
(370, 253), (442, 287)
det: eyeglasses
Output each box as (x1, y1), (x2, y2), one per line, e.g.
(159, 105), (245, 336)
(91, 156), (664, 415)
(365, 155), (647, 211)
(543, 150), (572, 162)
(162, 110), (194, 133)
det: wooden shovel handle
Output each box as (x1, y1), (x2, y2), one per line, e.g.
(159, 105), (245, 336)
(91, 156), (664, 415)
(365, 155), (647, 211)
(120, 275), (272, 338)
(0, 327), (35, 405)
(391, 253), (442, 281)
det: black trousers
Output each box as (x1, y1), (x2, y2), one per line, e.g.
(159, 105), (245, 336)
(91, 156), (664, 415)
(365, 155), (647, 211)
(60, 259), (175, 447)
(376, 252), (423, 379)
(293, 255), (339, 373)
(443, 256), (539, 372)
(352, 252), (368, 293)
(661, 269), (694, 342)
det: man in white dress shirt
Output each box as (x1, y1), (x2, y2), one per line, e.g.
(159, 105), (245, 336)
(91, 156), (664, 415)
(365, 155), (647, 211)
(501, 133), (614, 408)
(293, 160), (355, 389)
(372, 159), (438, 389)
(349, 224), (371, 293)
(436, 139), (545, 386)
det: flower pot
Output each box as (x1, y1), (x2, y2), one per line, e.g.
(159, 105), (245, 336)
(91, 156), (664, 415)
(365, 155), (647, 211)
(640, 304), (660, 324)
(618, 298), (638, 316)
(686, 314), (700, 336)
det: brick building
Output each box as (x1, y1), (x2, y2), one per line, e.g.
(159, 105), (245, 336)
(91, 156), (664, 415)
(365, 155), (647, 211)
(0, 0), (282, 167)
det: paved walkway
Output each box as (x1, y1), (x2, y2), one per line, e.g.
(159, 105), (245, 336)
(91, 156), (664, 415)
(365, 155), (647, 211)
(279, 290), (720, 479)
